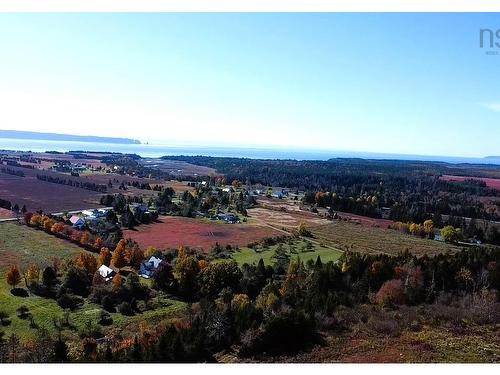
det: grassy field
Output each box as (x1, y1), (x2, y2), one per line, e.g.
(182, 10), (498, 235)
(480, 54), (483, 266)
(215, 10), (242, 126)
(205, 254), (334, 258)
(311, 221), (461, 256)
(0, 222), (86, 270)
(230, 238), (343, 266)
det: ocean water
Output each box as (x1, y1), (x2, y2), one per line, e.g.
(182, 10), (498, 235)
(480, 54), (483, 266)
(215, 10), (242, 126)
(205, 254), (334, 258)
(0, 137), (499, 165)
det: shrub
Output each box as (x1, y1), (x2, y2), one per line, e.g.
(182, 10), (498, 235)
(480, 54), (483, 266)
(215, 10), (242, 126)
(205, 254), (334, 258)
(101, 295), (115, 312)
(98, 310), (113, 326)
(16, 305), (30, 319)
(375, 279), (404, 306)
(118, 302), (134, 316)
(57, 293), (84, 310)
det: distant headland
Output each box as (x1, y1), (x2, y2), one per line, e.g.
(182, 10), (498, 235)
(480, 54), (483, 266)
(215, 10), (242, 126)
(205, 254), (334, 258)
(0, 129), (141, 145)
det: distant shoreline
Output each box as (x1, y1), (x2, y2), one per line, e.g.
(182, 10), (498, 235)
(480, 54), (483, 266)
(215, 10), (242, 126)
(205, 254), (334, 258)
(0, 129), (140, 145)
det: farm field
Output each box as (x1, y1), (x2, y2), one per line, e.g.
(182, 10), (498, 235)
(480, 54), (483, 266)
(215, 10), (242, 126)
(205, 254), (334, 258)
(0, 167), (103, 213)
(124, 216), (284, 252)
(0, 207), (15, 218)
(440, 174), (500, 191)
(252, 197), (393, 229)
(310, 221), (461, 256)
(0, 222), (87, 270)
(141, 158), (216, 177)
(230, 238), (343, 266)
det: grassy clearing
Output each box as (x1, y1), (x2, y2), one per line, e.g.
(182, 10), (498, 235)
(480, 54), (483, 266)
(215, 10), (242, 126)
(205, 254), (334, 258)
(230, 239), (342, 266)
(311, 221), (461, 256)
(0, 222), (86, 270)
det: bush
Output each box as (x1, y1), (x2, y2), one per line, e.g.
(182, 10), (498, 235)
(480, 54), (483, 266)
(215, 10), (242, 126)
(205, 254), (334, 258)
(16, 305), (30, 319)
(101, 295), (115, 313)
(98, 310), (113, 326)
(118, 302), (134, 316)
(11, 287), (29, 297)
(375, 279), (404, 306)
(0, 311), (11, 326)
(57, 293), (84, 310)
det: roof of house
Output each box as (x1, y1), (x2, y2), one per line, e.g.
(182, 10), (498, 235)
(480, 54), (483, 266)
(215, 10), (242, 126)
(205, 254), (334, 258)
(148, 256), (163, 268)
(69, 215), (83, 225)
(98, 264), (114, 278)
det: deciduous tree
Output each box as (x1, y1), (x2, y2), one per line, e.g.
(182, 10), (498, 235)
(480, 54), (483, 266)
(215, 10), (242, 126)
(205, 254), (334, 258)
(6, 265), (21, 289)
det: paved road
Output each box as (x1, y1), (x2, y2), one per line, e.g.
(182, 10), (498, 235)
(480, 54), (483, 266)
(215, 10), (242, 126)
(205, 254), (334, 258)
(0, 217), (20, 223)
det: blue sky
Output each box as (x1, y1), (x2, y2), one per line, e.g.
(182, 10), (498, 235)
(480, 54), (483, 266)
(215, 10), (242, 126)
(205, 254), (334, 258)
(0, 13), (499, 157)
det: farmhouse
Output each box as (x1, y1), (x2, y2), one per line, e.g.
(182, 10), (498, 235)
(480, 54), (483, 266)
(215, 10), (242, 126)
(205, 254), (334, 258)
(98, 264), (116, 282)
(217, 212), (239, 224)
(130, 202), (149, 214)
(69, 215), (85, 229)
(139, 256), (163, 278)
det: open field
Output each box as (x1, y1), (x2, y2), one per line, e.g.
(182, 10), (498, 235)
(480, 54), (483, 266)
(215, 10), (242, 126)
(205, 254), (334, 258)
(0, 167), (103, 213)
(124, 216), (284, 252)
(259, 324), (500, 363)
(441, 174), (500, 191)
(0, 207), (15, 218)
(230, 238), (342, 266)
(0, 222), (88, 270)
(252, 197), (393, 229)
(141, 158), (217, 177)
(310, 221), (461, 256)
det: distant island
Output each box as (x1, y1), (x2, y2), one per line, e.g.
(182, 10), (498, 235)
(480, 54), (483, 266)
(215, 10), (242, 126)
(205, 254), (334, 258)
(485, 156), (500, 159)
(0, 129), (141, 144)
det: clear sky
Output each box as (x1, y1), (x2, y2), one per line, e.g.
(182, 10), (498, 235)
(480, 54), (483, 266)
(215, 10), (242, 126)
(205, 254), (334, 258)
(0, 13), (499, 157)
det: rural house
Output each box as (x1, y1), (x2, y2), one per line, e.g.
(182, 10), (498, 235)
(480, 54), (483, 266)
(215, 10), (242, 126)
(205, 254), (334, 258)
(69, 215), (85, 229)
(98, 264), (116, 282)
(139, 256), (163, 278)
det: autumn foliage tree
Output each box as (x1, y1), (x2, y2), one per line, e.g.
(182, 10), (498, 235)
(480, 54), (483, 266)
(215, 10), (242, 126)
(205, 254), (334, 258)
(94, 237), (103, 249)
(6, 265), (21, 289)
(98, 247), (112, 266)
(25, 265), (40, 285)
(375, 279), (404, 306)
(51, 222), (65, 234)
(112, 274), (124, 288)
(112, 240), (128, 268)
(74, 253), (98, 280)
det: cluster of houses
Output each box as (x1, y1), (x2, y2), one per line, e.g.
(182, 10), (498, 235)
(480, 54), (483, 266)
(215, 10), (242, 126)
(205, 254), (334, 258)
(96, 255), (164, 282)
(69, 208), (111, 229)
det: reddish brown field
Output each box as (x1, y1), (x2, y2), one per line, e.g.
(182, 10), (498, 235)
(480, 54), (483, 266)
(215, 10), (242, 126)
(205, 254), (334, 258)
(254, 197), (393, 229)
(124, 217), (284, 252)
(0, 207), (14, 218)
(0, 167), (102, 213)
(441, 175), (500, 191)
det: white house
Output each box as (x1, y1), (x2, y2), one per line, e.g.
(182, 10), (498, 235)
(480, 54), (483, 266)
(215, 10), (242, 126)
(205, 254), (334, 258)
(98, 264), (115, 282)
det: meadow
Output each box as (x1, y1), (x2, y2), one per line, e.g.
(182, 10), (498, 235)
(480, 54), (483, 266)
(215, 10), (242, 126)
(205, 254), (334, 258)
(230, 238), (343, 266)
(311, 221), (461, 256)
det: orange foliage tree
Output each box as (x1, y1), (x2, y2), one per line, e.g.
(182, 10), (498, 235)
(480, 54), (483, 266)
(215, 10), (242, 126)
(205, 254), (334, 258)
(80, 232), (91, 246)
(112, 239), (128, 268)
(6, 265), (21, 289)
(51, 222), (65, 234)
(94, 237), (103, 249)
(74, 252), (98, 279)
(112, 274), (124, 288)
(98, 247), (112, 266)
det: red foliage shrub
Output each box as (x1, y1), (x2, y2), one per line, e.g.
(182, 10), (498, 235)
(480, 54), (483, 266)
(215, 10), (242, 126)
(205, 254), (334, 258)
(375, 279), (404, 306)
